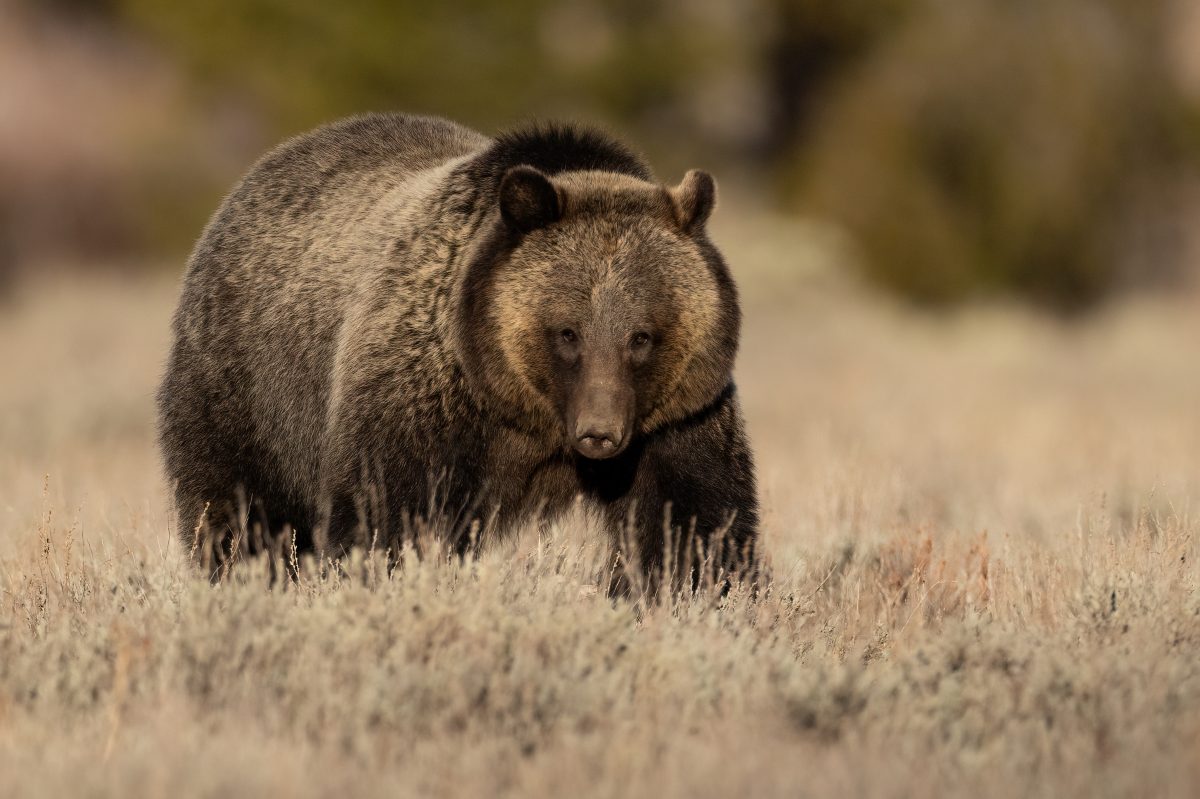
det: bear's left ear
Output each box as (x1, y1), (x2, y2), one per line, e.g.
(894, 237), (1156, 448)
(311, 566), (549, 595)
(670, 169), (716, 233)
(499, 165), (563, 234)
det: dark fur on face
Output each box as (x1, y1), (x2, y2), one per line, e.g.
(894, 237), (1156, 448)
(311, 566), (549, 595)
(456, 167), (739, 461)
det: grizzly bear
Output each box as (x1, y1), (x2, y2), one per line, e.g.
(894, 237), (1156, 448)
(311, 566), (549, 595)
(158, 112), (757, 586)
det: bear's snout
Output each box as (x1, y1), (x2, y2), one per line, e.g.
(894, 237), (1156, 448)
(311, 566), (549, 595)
(571, 402), (629, 459)
(569, 365), (632, 459)
(574, 425), (625, 459)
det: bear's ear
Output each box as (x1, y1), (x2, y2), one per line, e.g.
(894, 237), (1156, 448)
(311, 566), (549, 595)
(670, 169), (716, 233)
(499, 166), (563, 234)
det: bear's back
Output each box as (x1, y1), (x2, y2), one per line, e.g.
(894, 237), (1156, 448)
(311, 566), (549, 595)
(198, 114), (485, 265)
(173, 112), (489, 375)
(162, 115), (489, 516)
(249, 113), (487, 192)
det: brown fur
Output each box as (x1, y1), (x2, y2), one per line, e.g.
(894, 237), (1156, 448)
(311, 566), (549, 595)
(157, 113), (757, 585)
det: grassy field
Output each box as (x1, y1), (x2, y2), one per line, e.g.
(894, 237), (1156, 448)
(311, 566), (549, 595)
(2, 217), (1200, 797)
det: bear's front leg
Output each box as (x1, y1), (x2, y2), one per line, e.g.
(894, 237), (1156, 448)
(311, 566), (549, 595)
(319, 400), (495, 560)
(596, 386), (759, 595)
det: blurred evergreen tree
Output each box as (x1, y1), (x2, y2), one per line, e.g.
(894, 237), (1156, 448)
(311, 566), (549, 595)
(790, 0), (1190, 309)
(112, 0), (740, 149)
(759, 0), (911, 161)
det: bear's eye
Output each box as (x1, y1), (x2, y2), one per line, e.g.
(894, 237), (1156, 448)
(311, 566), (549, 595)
(631, 331), (652, 349)
(560, 328), (578, 344)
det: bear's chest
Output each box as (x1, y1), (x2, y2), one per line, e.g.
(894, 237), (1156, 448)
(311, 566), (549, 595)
(475, 431), (578, 532)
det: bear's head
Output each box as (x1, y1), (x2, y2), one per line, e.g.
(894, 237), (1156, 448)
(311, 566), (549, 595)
(458, 165), (740, 460)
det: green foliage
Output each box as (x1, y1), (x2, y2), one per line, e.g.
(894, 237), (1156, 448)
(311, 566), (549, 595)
(792, 0), (1188, 309)
(113, 0), (732, 142)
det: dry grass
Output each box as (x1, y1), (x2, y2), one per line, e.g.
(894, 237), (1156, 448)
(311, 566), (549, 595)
(2, 223), (1200, 797)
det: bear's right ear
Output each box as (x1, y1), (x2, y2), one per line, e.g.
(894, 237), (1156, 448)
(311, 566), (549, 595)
(498, 166), (563, 234)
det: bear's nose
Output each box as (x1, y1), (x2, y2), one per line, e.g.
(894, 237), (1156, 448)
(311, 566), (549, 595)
(574, 423), (624, 460)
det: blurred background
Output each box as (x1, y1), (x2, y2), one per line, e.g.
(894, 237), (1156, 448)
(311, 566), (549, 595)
(4, 0), (1200, 309)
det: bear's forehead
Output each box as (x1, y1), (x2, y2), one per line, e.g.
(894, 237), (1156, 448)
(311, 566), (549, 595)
(495, 168), (719, 313)
(519, 218), (697, 288)
(555, 170), (676, 221)
(555, 170), (666, 195)
(497, 226), (715, 320)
